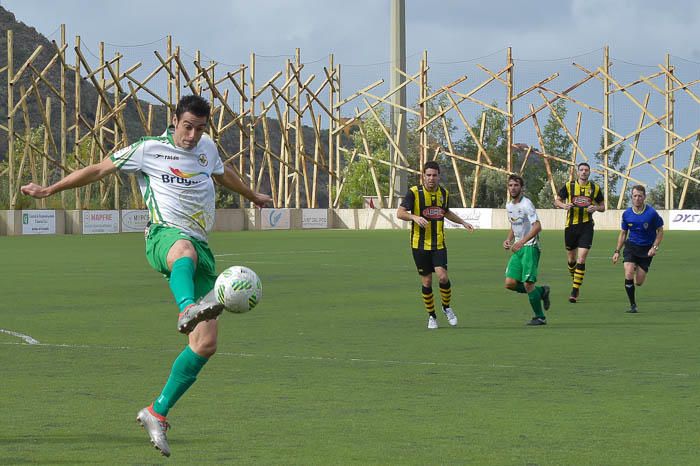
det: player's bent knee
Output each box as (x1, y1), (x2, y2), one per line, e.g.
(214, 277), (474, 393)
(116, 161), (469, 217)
(191, 340), (217, 358)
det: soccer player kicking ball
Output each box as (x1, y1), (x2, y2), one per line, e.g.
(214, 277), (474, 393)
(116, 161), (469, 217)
(612, 185), (664, 313)
(21, 95), (272, 457)
(503, 175), (551, 325)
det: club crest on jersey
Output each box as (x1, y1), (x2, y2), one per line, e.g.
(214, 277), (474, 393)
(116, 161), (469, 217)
(422, 206), (445, 219)
(572, 195), (592, 207)
(198, 154), (208, 167)
(643, 222), (649, 229)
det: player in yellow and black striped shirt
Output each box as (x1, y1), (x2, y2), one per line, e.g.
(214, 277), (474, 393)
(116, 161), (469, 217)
(397, 161), (474, 329)
(554, 162), (605, 303)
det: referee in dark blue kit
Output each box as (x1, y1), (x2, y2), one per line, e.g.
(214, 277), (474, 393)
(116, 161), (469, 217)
(612, 185), (664, 313)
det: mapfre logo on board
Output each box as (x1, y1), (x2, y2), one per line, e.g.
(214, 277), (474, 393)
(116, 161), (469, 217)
(422, 207), (445, 220)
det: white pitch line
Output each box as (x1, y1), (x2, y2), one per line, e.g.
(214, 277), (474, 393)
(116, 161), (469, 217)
(215, 250), (335, 257)
(0, 340), (694, 378)
(0, 328), (40, 345)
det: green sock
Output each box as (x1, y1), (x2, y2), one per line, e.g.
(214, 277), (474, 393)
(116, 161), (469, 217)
(169, 257), (196, 312)
(528, 287), (545, 318)
(514, 282), (527, 294)
(153, 346), (208, 417)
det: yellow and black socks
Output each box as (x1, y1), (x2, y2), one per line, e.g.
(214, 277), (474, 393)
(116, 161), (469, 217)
(422, 285), (436, 318)
(169, 257), (196, 312)
(567, 261), (576, 278)
(439, 280), (452, 309)
(572, 262), (586, 291)
(625, 279), (636, 306)
(153, 346), (209, 417)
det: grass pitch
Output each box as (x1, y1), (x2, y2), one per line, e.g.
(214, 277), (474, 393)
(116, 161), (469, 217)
(1, 229), (698, 465)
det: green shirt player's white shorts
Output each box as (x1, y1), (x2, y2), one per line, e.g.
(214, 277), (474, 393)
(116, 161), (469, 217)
(505, 195), (541, 283)
(110, 128), (225, 298)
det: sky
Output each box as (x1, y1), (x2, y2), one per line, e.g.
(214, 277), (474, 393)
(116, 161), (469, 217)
(3, 0), (700, 67)
(3, 0), (700, 187)
(0, 0), (700, 64)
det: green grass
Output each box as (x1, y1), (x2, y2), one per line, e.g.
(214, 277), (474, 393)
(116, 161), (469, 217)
(1, 229), (698, 465)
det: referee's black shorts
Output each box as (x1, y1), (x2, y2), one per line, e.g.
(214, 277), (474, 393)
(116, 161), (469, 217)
(412, 248), (448, 276)
(564, 222), (594, 250)
(623, 241), (654, 272)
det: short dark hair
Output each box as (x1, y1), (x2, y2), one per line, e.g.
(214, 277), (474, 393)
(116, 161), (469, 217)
(508, 174), (524, 186)
(577, 162), (590, 170)
(423, 161), (440, 173)
(631, 184), (646, 196)
(175, 95), (211, 120)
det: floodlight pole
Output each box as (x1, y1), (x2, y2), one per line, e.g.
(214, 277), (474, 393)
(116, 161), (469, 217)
(390, 0), (407, 206)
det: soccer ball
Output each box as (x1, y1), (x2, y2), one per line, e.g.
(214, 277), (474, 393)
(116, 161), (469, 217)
(214, 266), (262, 313)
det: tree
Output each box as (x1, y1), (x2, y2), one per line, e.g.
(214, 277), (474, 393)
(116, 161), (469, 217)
(593, 135), (625, 207)
(455, 106), (509, 207)
(536, 168), (569, 208)
(335, 107), (391, 208)
(648, 173), (700, 209)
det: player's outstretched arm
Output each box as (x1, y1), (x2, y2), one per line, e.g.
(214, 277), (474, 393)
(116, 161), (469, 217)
(21, 157), (118, 199)
(213, 165), (272, 208)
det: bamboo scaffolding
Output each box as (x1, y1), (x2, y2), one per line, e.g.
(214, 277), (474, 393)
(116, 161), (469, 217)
(3, 32), (700, 213)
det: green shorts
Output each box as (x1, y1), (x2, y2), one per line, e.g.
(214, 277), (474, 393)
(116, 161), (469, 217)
(145, 223), (217, 300)
(505, 245), (540, 283)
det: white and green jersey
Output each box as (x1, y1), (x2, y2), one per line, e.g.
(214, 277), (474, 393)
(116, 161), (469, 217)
(110, 128), (224, 241)
(507, 195), (540, 247)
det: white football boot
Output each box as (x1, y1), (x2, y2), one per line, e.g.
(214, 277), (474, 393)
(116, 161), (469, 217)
(442, 307), (458, 326)
(427, 315), (438, 329)
(136, 406), (171, 457)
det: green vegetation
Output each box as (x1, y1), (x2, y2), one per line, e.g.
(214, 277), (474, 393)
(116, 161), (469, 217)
(1, 229), (698, 464)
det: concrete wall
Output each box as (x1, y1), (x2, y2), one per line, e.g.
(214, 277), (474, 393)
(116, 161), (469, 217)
(0, 208), (684, 235)
(332, 209), (406, 230)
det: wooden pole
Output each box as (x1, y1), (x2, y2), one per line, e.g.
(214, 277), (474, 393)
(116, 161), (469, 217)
(335, 63), (342, 205)
(438, 107), (466, 207)
(328, 54), (335, 209)
(7, 30), (15, 208)
(249, 53), (257, 208)
(506, 47), (513, 176)
(74, 35), (81, 209)
(113, 53), (121, 209)
(603, 46), (610, 209)
(295, 49), (301, 208)
(419, 51), (428, 171)
(41, 97), (51, 209)
(471, 112), (487, 207)
(238, 64), (246, 207)
(167, 36), (172, 123)
(60, 25), (67, 208)
(665, 54), (675, 209)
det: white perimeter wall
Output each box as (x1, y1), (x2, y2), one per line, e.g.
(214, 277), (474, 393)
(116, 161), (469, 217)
(0, 208), (681, 235)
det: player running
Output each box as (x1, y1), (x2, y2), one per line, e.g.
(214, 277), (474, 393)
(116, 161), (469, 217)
(503, 174), (551, 325)
(612, 185), (664, 313)
(396, 161), (474, 329)
(554, 162), (605, 303)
